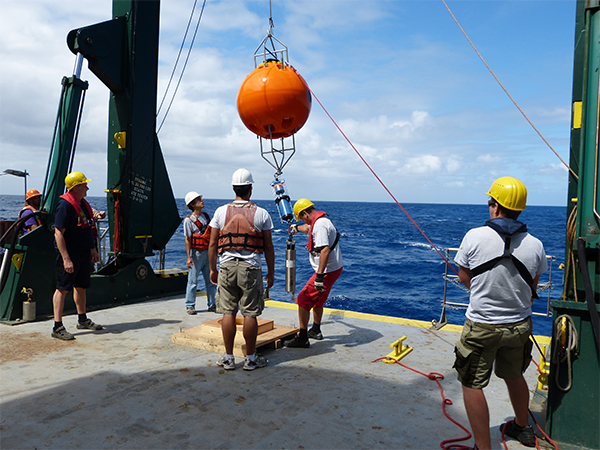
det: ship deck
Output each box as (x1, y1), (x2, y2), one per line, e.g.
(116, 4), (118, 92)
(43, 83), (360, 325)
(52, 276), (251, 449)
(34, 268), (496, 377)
(0, 295), (555, 449)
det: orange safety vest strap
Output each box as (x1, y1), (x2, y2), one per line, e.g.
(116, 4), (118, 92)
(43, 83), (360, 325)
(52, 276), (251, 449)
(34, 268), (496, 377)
(307, 211), (340, 255)
(189, 212), (211, 250)
(18, 206), (42, 226)
(59, 192), (97, 238)
(217, 203), (264, 254)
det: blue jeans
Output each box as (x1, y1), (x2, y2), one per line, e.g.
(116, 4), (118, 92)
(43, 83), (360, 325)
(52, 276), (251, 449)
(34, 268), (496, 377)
(185, 249), (216, 309)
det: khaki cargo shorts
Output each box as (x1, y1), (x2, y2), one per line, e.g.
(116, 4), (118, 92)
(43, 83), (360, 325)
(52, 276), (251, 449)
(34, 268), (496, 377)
(216, 259), (264, 318)
(453, 317), (533, 389)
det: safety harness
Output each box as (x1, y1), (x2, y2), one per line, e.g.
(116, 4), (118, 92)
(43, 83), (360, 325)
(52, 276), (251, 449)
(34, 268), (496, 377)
(470, 220), (538, 299)
(308, 211), (341, 256)
(188, 212), (211, 250)
(59, 191), (97, 238)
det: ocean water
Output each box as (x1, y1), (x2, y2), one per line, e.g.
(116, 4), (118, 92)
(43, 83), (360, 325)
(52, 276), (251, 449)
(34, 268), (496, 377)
(1, 195), (566, 336)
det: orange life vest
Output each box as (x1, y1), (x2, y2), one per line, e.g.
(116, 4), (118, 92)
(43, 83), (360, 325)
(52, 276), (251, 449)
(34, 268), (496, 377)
(217, 202), (264, 254)
(18, 205), (41, 233)
(59, 191), (97, 238)
(188, 212), (211, 250)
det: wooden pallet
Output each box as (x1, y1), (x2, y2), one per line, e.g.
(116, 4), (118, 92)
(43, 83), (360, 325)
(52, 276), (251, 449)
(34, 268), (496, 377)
(171, 317), (298, 357)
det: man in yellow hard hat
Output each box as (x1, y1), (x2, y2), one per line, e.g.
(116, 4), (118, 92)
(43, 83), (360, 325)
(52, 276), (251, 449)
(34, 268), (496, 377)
(18, 189), (43, 234)
(286, 198), (343, 348)
(51, 171), (103, 340)
(453, 176), (547, 450)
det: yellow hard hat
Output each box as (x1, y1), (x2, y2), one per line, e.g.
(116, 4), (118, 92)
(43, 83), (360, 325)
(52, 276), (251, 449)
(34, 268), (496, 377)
(486, 176), (527, 211)
(293, 198), (314, 220)
(65, 171), (91, 191)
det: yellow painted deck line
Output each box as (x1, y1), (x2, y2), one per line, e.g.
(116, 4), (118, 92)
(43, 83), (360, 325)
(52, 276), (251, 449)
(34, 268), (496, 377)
(265, 300), (461, 332)
(264, 299), (552, 345)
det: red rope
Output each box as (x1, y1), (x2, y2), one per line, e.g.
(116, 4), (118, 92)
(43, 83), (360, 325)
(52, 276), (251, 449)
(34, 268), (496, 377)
(529, 411), (559, 450)
(309, 87), (460, 277)
(371, 356), (471, 449)
(500, 416), (559, 450)
(373, 355), (559, 450)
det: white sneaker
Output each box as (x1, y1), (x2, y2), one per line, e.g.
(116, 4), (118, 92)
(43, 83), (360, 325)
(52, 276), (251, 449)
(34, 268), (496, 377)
(216, 354), (235, 370)
(243, 353), (268, 371)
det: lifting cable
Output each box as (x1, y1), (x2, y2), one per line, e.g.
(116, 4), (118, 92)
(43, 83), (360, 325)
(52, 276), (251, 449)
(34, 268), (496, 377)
(157, 0), (207, 133)
(309, 88), (460, 277)
(441, 0), (577, 181)
(111, 0), (207, 192)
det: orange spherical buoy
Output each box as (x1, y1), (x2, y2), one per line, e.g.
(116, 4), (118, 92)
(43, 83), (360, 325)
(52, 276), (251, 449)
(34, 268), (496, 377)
(237, 61), (311, 140)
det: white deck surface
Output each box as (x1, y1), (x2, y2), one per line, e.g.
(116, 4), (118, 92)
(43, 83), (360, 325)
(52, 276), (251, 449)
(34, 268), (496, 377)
(0, 295), (552, 449)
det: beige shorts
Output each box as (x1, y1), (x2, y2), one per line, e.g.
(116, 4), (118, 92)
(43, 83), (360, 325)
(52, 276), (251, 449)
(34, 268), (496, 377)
(216, 259), (264, 317)
(453, 317), (533, 389)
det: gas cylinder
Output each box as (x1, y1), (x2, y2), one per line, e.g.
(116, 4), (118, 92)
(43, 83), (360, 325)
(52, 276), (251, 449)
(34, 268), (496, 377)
(285, 238), (296, 293)
(272, 178), (294, 222)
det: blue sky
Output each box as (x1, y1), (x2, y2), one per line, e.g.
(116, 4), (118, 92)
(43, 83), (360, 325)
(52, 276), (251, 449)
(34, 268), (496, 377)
(0, 0), (576, 206)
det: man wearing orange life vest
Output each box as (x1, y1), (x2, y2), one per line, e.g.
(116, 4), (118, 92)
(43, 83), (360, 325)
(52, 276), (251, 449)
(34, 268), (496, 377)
(183, 191), (216, 314)
(208, 168), (275, 371)
(51, 171), (103, 340)
(286, 198), (343, 348)
(18, 189), (43, 234)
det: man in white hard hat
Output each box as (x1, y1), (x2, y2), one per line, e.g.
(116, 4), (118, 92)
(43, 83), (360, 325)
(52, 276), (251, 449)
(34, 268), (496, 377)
(183, 191), (216, 314)
(208, 168), (275, 371)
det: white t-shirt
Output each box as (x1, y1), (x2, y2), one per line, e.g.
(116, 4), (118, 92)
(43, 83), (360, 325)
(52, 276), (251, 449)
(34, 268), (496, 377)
(309, 216), (343, 273)
(210, 201), (273, 267)
(183, 212), (209, 238)
(454, 225), (547, 324)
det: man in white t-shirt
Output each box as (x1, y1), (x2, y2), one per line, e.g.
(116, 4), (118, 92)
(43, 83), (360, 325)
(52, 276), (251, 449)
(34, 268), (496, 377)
(286, 198), (343, 348)
(453, 177), (547, 450)
(208, 168), (275, 371)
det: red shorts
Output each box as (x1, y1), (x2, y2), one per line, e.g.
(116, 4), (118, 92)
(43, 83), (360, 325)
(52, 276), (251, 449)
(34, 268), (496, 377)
(296, 267), (343, 311)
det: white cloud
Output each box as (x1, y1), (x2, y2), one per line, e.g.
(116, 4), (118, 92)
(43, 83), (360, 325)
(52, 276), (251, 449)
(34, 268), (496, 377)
(0, 0), (575, 207)
(477, 154), (503, 164)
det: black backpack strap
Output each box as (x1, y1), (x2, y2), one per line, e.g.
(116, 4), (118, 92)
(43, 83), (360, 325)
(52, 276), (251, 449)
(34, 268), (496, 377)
(330, 231), (341, 251)
(470, 236), (512, 277)
(470, 234), (538, 299)
(310, 214), (341, 255)
(511, 255), (539, 299)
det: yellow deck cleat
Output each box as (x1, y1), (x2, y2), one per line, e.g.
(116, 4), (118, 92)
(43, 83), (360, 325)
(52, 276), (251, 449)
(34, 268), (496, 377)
(383, 336), (413, 363)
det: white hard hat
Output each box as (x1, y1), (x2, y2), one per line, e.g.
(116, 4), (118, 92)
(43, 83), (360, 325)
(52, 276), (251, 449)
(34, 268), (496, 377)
(185, 191), (202, 206)
(231, 168), (254, 186)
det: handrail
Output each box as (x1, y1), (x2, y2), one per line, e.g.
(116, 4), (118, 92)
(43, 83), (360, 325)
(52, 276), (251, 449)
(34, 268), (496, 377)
(431, 248), (555, 330)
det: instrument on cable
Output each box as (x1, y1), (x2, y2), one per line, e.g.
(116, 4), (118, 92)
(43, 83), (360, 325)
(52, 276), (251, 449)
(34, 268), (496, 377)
(236, 5), (312, 298)
(236, 10), (311, 225)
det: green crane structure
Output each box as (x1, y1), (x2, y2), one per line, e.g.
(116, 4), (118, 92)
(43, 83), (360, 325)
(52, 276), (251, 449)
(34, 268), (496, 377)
(546, 1), (600, 449)
(0, 0), (186, 321)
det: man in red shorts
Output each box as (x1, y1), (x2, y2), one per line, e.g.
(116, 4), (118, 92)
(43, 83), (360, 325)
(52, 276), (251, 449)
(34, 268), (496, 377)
(286, 198), (343, 348)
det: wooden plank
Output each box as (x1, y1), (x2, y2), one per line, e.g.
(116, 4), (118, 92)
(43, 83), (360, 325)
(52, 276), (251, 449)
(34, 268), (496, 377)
(171, 320), (298, 357)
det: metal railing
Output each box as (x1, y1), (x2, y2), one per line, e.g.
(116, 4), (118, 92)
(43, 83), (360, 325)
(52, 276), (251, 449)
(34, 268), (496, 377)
(94, 219), (166, 271)
(95, 219), (110, 269)
(431, 248), (556, 330)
